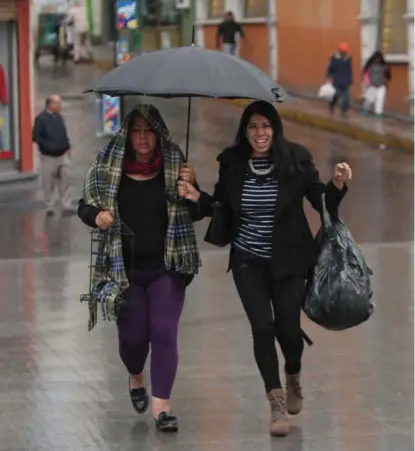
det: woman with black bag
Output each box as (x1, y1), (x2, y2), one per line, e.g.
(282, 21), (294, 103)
(178, 100), (352, 437)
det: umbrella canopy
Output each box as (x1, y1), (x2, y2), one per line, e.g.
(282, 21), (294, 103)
(88, 45), (291, 103)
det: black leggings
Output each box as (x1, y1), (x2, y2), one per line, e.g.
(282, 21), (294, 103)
(231, 249), (305, 392)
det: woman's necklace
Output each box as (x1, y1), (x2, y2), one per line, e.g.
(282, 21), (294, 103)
(248, 158), (275, 176)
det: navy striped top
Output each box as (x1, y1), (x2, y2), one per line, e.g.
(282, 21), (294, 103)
(233, 157), (279, 259)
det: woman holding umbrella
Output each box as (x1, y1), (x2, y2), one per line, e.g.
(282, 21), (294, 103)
(77, 104), (201, 432)
(178, 100), (352, 437)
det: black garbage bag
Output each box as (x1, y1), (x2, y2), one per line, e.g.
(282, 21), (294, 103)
(303, 194), (374, 331)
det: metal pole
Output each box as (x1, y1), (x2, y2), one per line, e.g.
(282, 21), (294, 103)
(185, 97), (191, 162)
(184, 25), (196, 161)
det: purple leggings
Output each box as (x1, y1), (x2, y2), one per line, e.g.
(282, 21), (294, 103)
(116, 269), (185, 399)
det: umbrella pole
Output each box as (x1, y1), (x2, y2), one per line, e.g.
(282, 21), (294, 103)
(185, 96), (192, 162)
(183, 24), (196, 161)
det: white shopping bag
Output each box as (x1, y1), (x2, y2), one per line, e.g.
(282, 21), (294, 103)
(318, 82), (336, 101)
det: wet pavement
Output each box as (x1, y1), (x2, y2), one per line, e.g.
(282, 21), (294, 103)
(277, 96), (414, 142)
(0, 62), (412, 451)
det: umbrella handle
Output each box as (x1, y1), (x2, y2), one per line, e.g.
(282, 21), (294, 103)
(184, 97), (192, 162)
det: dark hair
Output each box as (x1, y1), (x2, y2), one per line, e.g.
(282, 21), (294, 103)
(363, 51), (387, 72)
(126, 109), (141, 135)
(234, 100), (294, 177)
(45, 96), (53, 108)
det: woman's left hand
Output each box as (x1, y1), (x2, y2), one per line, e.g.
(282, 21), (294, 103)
(333, 162), (352, 189)
(178, 180), (201, 203)
(179, 163), (196, 185)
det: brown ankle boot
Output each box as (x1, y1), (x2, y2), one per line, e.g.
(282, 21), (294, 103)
(285, 372), (303, 415)
(267, 388), (289, 437)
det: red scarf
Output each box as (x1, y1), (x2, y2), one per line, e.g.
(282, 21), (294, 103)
(123, 149), (162, 175)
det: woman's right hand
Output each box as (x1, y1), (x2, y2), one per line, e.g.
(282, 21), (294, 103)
(95, 210), (114, 230)
(178, 180), (201, 203)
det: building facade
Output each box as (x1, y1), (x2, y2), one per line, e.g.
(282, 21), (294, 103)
(0, 0), (34, 175)
(194, 0), (273, 76)
(195, 0), (414, 115)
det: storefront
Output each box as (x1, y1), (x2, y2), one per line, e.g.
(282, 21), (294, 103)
(0, 0), (34, 175)
(141, 0), (182, 51)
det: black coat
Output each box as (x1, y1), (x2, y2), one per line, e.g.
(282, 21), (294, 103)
(196, 142), (348, 279)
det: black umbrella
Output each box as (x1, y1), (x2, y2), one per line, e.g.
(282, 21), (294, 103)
(88, 35), (292, 159)
(91, 46), (289, 102)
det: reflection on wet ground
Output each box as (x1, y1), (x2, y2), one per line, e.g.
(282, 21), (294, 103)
(0, 65), (412, 451)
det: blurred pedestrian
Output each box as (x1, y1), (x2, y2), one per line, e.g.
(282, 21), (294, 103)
(216, 11), (245, 56)
(53, 17), (73, 69)
(326, 42), (353, 115)
(362, 51), (391, 118)
(77, 104), (202, 432)
(32, 95), (74, 216)
(178, 100), (352, 437)
(66, 0), (92, 63)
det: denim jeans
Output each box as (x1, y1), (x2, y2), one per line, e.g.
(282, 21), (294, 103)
(330, 86), (350, 113)
(223, 43), (236, 55)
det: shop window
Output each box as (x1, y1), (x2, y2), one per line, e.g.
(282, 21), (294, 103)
(141, 0), (179, 26)
(244, 0), (268, 18)
(0, 20), (18, 161)
(208, 0), (225, 19)
(380, 0), (407, 55)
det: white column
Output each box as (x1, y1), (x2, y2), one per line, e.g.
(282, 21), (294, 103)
(226, 0), (242, 18)
(358, 0), (380, 68)
(92, 0), (102, 37)
(194, 0), (207, 47)
(268, 0), (277, 79)
(405, 0), (414, 114)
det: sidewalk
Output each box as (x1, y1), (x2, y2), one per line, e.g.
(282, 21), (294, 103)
(92, 43), (414, 153)
(226, 96), (414, 153)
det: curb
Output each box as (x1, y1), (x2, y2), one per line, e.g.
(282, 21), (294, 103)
(0, 172), (38, 186)
(220, 99), (414, 154)
(93, 59), (413, 153)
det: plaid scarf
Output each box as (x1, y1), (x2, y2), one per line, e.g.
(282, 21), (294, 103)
(81, 104), (202, 331)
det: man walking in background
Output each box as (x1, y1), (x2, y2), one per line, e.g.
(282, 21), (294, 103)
(216, 11), (245, 56)
(326, 42), (353, 116)
(32, 95), (75, 216)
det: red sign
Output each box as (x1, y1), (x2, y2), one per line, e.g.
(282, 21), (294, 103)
(0, 150), (13, 159)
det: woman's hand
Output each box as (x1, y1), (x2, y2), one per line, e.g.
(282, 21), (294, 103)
(95, 210), (114, 230)
(333, 162), (352, 189)
(179, 163), (196, 185)
(178, 180), (201, 203)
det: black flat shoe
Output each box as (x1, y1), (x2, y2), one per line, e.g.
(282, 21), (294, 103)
(154, 412), (178, 432)
(129, 378), (149, 414)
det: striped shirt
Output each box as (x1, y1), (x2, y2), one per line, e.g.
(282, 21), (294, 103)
(233, 158), (279, 259)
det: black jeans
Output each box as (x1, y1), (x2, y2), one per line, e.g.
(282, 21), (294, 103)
(231, 248), (305, 392)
